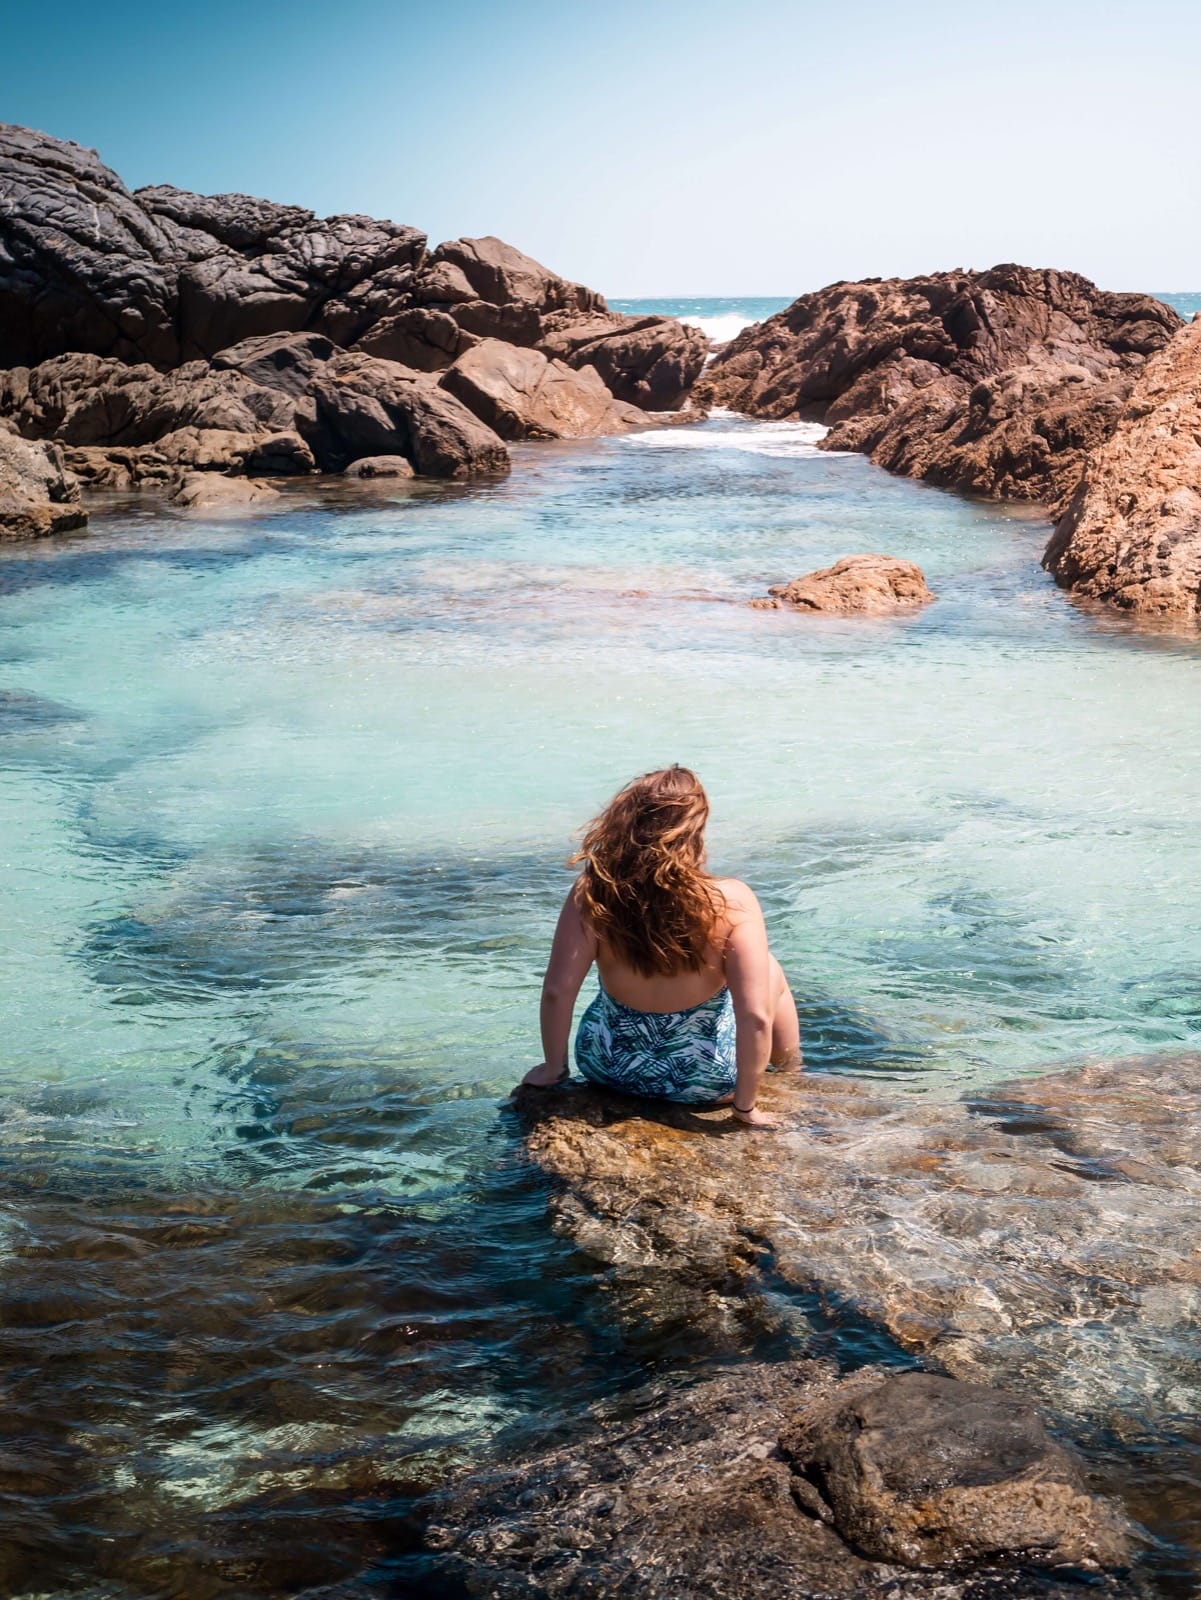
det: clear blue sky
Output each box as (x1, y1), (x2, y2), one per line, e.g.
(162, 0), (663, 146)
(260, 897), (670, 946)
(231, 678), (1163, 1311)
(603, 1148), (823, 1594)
(2, 0), (1198, 297)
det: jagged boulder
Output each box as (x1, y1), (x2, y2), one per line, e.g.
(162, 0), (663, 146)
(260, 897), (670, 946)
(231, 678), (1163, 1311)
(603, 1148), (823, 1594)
(0, 352), (296, 447)
(304, 351), (509, 476)
(0, 427), (87, 539)
(540, 310), (710, 410)
(0, 124), (703, 418)
(440, 338), (648, 440)
(699, 266), (1180, 509)
(1043, 316), (1201, 617)
(753, 554), (934, 613)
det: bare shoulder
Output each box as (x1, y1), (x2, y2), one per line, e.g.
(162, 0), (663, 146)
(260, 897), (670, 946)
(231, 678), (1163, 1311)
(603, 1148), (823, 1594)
(712, 877), (763, 923)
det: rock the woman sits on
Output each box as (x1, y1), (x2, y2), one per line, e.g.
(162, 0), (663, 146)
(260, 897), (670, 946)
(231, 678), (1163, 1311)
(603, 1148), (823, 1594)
(521, 765), (801, 1129)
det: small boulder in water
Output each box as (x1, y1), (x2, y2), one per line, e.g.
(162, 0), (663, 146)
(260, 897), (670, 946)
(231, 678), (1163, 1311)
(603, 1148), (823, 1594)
(754, 553), (934, 613)
(169, 471), (280, 509)
(342, 454), (415, 479)
(781, 1370), (1133, 1571)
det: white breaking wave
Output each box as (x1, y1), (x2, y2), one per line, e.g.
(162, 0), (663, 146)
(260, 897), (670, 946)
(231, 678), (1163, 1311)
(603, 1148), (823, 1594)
(676, 311), (758, 345)
(623, 408), (842, 459)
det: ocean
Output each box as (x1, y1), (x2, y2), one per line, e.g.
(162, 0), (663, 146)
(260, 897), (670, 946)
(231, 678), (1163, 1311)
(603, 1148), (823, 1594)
(1, 294), (1199, 1594)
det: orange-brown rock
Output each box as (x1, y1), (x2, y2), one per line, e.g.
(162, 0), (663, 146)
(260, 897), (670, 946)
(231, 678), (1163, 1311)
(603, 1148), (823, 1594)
(168, 471), (281, 509)
(440, 338), (648, 440)
(1043, 316), (1201, 617)
(756, 554), (934, 613)
(0, 426), (87, 540)
(699, 266), (1180, 511)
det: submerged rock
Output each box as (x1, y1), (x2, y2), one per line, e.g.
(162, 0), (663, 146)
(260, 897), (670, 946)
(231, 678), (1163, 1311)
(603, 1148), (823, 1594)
(1043, 316), (1201, 618)
(424, 1360), (1134, 1598)
(697, 266), (1178, 515)
(510, 1053), (1201, 1433)
(168, 470), (280, 509)
(0, 426), (87, 540)
(754, 554), (934, 613)
(780, 1371), (1131, 1570)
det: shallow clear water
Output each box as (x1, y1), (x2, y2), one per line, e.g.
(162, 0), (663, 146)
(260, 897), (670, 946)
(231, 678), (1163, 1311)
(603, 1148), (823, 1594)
(2, 405), (1201, 1592)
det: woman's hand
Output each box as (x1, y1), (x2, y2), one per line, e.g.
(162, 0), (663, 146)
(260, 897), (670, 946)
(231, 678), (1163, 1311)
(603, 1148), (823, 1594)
(733, 1105), (782, 1131)
(519, 1061), (569, 1088)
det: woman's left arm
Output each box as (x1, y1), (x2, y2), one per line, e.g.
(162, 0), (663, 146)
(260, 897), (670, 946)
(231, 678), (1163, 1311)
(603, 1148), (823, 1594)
(521, 888), (597, 1086)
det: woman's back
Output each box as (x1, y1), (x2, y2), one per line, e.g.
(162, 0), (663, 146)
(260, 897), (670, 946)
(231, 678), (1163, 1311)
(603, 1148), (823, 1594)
(592, 876), (751, 1013)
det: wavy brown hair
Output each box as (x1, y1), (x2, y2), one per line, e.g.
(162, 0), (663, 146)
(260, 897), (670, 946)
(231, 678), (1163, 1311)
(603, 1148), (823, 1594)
(570, 765), (722, 977)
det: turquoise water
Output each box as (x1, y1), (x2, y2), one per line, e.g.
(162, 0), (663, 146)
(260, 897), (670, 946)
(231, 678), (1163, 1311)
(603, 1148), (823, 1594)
(2, 344), (1201, 1590)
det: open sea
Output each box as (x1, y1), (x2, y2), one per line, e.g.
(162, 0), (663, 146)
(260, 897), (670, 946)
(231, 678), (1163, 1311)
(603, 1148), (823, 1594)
(2, 293), (1200, 1595)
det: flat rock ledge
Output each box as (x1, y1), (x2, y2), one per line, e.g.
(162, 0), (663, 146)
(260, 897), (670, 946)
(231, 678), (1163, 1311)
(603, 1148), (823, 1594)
(752, 554), (934, 612)
(423, 1362), (1134, 1600)
(508, 1055), (1201, 1431)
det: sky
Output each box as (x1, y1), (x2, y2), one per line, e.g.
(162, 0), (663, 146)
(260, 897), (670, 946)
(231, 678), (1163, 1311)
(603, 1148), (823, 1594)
(2, 0), (1199, 298)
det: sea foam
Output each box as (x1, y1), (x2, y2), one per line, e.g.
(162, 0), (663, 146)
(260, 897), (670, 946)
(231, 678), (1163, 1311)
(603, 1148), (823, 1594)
(622, 408), (838, 458)
(676, 311), (759, 345)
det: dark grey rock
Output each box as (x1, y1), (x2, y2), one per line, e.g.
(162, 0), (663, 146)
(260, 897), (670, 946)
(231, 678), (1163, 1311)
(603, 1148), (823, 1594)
(423, 1362), (1138, 1600)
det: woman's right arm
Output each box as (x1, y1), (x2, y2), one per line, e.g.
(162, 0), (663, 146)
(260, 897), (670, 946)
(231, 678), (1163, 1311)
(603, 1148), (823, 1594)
(521, 888), (597, 1086)
(722, 882), (780, 1130)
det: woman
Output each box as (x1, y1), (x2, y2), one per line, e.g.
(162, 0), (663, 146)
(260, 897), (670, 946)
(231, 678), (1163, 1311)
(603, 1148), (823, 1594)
(520, 765), (801, 1129)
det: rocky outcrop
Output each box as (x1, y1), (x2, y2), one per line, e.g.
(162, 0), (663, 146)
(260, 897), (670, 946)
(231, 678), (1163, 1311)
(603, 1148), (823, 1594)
(0, 121), (712, 525)
(305, 351), (510, 477)
(752, 554), (934, 612)
(510, 1052), (1201, 1432)
(0, 342), (506, 483)
(440, 338), (648, 440)
(424, 1360), (1134, 1599)
(1043, 316), (1201, 616)
(699, 266), (1180, 512)
(541, 310), (709, 410)
(168, 471), (280, 509)
(0, 124), (703, 405)
(0, 426), (87, 539)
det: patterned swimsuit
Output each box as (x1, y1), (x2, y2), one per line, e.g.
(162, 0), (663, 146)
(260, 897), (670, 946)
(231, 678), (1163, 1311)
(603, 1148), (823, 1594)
(574, 983), (738, 1105)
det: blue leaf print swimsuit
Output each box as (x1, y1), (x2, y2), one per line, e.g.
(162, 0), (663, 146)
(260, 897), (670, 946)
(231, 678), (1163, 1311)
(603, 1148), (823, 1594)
(574, 983), (738, 1105)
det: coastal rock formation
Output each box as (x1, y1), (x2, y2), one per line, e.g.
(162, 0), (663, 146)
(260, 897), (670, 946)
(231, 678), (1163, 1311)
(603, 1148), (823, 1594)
(780, 1372), (1130, 1570)
(440, 338), (648, 440)
(0, 343), (506, 483)
(753, 554), (934, 612)
(168, 470), (281, 509)
(698, 266), (1180, 511)
(305, 351), (510, 477)
(510, 1052), (1201, 1432)
(541, 310), (709, 410)
(0, 427), (87, 539)
(1043, 316), (1201, 616)
(0, 121), (711, 519)
(0, 123), (702, 402)
(424, 1361), (1134, 1599)
(341, 454), (414, 479)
